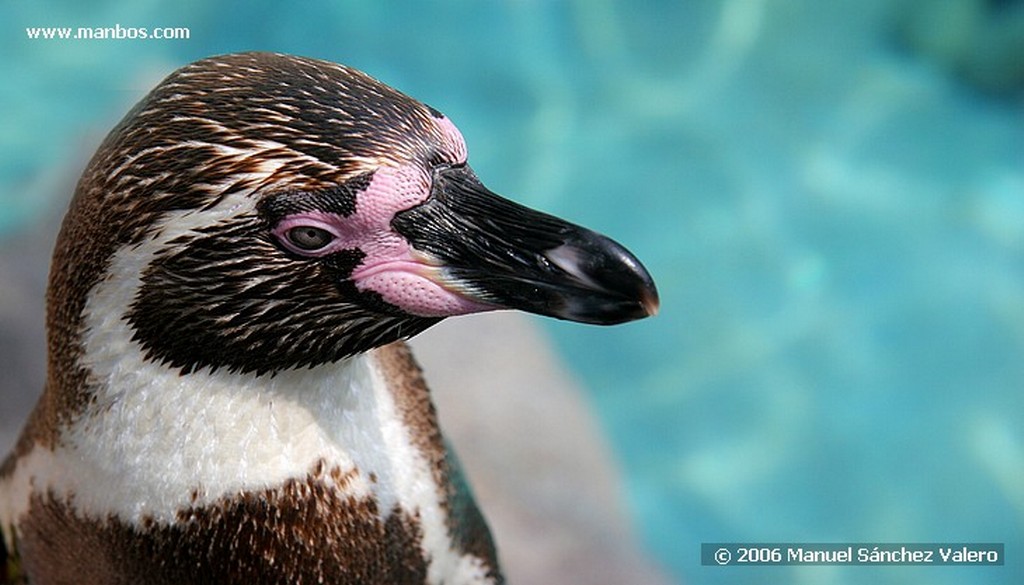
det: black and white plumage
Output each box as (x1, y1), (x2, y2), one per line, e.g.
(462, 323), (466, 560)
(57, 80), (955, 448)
(0, 52), (658, 584)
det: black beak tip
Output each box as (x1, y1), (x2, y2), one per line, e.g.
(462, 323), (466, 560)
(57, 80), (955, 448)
(612, 240), (660, 319)
(545, 233), (660, 326)
(607, 268), (660, 324)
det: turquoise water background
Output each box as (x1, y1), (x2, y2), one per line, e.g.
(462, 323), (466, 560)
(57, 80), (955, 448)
(3, 1), (1022, 584)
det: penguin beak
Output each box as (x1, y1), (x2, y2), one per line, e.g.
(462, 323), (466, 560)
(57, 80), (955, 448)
(391, 165), (659, 325)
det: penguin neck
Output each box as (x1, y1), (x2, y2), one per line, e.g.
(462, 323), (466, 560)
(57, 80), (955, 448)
(26, 228), (444, 524)
(2, 243), (477, 580)
(1, 189), (441, 530)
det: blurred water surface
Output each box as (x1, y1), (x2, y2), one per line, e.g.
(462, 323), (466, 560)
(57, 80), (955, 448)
(2, 1), (1022, 583)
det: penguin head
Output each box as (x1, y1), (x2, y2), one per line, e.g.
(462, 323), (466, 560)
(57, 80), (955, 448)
(61, 52), (658, 376)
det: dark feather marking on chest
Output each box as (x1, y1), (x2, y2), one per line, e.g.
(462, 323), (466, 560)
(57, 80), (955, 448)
(19, 465), (429, 585)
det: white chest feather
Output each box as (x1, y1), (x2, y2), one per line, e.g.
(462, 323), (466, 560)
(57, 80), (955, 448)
(63, 349), (406, 521)
(5, 325), (430, 528)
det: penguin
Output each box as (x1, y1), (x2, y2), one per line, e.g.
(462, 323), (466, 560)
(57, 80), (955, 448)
(0, 52), (658, 584)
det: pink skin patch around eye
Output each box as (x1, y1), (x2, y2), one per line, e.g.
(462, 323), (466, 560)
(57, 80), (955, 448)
(273, 160), (494, 318)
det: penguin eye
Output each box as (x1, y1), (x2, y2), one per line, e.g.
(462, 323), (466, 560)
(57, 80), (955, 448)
(286, 226), (334, 251)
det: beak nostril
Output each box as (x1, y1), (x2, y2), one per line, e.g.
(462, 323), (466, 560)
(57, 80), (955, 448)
(543, 244), (601, 289)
